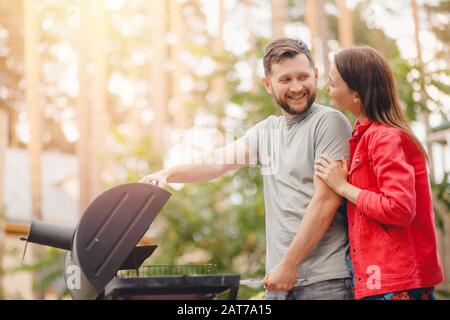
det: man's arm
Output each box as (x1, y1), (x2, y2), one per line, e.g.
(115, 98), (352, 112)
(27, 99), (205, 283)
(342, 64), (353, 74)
(140, 139), (251, 185)
(264, 173), (342, 292)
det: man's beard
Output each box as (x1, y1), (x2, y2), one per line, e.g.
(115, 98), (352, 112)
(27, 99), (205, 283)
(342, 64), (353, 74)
(274, 89), (316, 116)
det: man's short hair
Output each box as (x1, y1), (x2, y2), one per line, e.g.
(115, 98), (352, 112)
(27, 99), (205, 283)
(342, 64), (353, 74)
(263, 38), (315, 76)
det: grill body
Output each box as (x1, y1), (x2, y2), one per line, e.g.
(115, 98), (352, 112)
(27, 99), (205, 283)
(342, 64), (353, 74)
(104, 274), (240, 300)
(22, 183), (241, 300)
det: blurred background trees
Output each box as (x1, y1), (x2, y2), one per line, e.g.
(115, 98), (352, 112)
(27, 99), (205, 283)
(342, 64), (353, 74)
(0, 0), (449, 299)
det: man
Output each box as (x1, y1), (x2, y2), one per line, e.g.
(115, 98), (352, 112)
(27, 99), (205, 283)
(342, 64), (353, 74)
(140, 38), (353, 299)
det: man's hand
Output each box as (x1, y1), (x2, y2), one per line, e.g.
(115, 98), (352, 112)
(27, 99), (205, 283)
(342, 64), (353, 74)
(262, 261), (297, 292)
(265, 173), (342, 294)
(139, 171), (168, 188)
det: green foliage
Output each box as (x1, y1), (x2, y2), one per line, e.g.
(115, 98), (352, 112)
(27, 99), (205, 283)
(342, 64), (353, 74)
(425, 1), (450, 61)
(433, 172), (450, 214)
(9, 247), (69, 299)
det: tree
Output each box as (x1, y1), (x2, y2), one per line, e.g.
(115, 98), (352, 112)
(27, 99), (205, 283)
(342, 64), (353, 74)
(149, 0), (169, 169)
(411, 0), (434, 176)
(211, 0), (226, 132)
(169, 0), (188, 129)
(244, 0), (258, 94)
(0, 106), (7, 298)
(0, 1), (24, 149)
(24, 0), (42, 221)
(425, 0), (450, 294)
(305, 0), (331, 74)
(89, 0), (108, 201)
(271, 0), (288, 38)
(0, 107), (6, 218)
(416, 0), (450, 295)
(317, 0), (332, 73)
(424, 0), (450, 62)
(305, 0), (319, 59)
(77, 0), (91, 214)
(76, 0), (109, 213)
(337, 0), (354, 48)
(25, 0), (43, 299)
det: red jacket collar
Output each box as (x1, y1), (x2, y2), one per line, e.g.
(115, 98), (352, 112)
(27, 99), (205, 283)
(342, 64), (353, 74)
(351, 119), (374, 141)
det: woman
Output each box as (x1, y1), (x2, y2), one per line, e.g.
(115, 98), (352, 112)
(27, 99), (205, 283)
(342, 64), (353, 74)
(315, 46), (443, 300)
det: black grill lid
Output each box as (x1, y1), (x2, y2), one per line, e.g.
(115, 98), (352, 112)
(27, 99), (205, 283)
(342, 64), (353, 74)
(74, 183), (171, 293)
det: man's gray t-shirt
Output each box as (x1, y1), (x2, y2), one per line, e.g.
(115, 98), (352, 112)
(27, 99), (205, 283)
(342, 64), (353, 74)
(243, 104), (352, 288)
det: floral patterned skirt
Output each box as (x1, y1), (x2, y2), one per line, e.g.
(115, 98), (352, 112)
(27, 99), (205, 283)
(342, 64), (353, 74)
(362, 287), (435, 300)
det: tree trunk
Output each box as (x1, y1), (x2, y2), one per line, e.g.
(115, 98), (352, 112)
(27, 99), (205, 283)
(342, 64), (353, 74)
(0, 108), (7, 215)
(25, 0), (44, 300)
(0, 107), (7, 298)
(411, 0), (434, 178)
(245, 0), (258, 93)
(25, 0), (42, 221)
(411, 0), (448, 293)
(305, 0), (319, 61)
(212, 0), (226, 132)
(306, 0), (330, 76)
(245, 0), (255, 51)
(89, 0), (108, 199)
(150, 0), (169, 168)
(337, 0), (354, 48)
(316, 0), (331, 74)
(170, 0), (188, 130)
(444, 212), (450, 293)
(77, 0), (92, 215)
(432, 191), (450, 292)
(271, 0), (288, 38)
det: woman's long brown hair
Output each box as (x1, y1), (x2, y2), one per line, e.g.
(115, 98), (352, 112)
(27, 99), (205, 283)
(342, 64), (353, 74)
(334, 46), (427, 158)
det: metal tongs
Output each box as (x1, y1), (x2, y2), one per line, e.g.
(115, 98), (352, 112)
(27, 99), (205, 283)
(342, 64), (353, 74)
(239, 278), (264, 288)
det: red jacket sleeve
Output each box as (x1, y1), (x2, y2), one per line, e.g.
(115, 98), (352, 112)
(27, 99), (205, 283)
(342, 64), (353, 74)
(356, 131), (416, 226)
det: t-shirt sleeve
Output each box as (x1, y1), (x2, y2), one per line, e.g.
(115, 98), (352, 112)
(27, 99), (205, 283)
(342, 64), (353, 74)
(240, 118), (268, 165)
(314, 111), (352, 161)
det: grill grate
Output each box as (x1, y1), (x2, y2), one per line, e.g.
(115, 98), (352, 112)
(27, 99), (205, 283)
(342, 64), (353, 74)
(117, 264), (217, 278)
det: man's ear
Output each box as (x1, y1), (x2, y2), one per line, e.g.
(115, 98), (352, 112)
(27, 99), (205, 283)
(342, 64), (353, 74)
(314, 67), (319, 80)
(262, 77), (273, 94)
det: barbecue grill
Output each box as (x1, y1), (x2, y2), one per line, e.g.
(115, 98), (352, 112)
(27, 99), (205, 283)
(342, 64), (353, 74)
(21, 183), (241, 300)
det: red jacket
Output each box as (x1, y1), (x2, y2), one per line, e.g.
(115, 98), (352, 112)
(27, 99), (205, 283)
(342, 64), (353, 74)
(347, 120), (443, 299)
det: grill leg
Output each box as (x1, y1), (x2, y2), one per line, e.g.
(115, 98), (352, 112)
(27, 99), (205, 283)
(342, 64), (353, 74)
(228, 285), (239, 300)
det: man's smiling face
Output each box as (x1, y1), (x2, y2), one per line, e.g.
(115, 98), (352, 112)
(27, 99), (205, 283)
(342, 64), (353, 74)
(263, 53), (318, 116)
